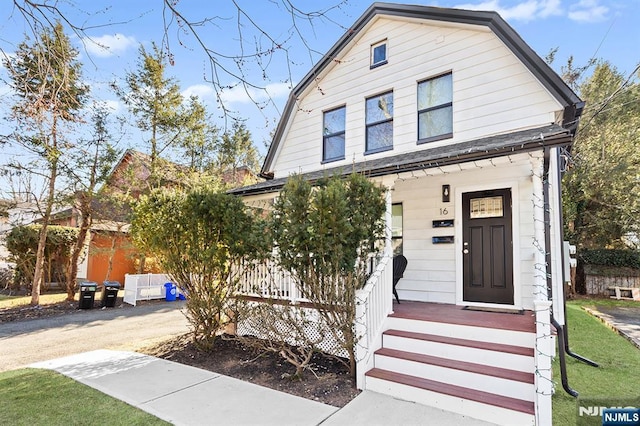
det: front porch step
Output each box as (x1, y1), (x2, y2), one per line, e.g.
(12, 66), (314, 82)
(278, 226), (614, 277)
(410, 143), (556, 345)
(366, 368), (535, 425)
(363, 302), (538, 425)
(385, 316), (535, 347)
(383, 329), (535, 373)
(374, 347), (534, 401)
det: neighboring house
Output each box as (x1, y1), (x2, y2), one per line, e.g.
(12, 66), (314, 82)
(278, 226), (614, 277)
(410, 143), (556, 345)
(233, 3), (582, 425)
(1, 201), (41, 269)
(64, 149), (258, 286)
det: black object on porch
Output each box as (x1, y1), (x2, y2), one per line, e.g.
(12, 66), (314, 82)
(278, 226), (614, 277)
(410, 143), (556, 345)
(393, 255), (407, 304)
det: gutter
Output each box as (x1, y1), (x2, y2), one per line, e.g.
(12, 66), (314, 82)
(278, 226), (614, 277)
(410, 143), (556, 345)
(239, 130), (572, 196)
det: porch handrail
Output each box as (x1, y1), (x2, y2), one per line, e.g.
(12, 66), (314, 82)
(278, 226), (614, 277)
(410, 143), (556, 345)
(355, 248), (393, 389)
(235, 258), (307, 304)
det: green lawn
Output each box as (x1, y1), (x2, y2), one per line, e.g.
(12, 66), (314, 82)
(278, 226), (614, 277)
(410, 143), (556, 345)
(552, 299), (640, 425)
(0, 368), (169, 426)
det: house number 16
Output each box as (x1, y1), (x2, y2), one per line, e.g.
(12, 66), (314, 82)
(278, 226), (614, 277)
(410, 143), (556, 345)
(440, 208), (449, 216)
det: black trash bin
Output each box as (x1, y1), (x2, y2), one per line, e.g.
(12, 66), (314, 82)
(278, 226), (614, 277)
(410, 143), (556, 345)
(101, 281), (121, 307)
(78, 281), (98, 309)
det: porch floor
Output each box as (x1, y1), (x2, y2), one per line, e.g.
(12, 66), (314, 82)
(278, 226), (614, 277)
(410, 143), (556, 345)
(390, 301), (535, 333)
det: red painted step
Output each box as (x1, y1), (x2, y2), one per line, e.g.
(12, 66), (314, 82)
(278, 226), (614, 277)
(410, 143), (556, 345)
(384, 329), (534, 357)
(375, 347), (534, 383)
(366, 368), (535, 415)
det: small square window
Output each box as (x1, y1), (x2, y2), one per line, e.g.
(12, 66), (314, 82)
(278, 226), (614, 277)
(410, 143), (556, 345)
(371, 40), (387, 68)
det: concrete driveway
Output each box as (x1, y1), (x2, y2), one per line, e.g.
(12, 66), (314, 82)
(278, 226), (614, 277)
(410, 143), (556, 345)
(0, 300), (189, 372)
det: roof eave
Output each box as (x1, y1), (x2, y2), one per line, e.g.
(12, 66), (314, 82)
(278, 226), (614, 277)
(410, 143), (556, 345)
(239, 130), (572, 197)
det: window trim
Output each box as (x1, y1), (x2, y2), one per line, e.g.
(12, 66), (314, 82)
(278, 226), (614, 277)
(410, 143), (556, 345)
(417, 72), (453, 144)
(322, 105), (346, 163)
(365, 90), (394, 154)
(370, 40), (388, 69)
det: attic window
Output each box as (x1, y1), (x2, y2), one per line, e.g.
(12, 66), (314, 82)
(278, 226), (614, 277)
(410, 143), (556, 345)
(370, 40), (387, 68)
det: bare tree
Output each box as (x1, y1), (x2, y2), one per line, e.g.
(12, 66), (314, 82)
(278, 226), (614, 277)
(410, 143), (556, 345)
(9, 1), (349, 124)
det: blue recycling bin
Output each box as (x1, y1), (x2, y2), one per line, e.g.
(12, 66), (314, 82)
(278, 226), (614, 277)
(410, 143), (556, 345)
(164, 282), (177, 302)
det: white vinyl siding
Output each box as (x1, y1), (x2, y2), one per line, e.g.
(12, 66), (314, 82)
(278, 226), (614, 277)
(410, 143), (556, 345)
(387, 152), (536, 309)
(271, 17), (562, 177)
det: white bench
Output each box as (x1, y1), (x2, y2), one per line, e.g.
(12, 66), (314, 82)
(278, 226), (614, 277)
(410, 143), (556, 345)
(608, 286), (640, 301)
(123, 273), (171, 306)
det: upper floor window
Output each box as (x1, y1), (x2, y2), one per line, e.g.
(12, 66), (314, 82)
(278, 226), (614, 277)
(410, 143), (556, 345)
(370, 40), (387, 68)
(365, 91), (394, 154)
(417, 72), (453, 143)
(323, 106), (346, 162)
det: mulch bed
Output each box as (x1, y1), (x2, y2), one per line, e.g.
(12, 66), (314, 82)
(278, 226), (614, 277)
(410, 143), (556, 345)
(140, 334), (361, 408)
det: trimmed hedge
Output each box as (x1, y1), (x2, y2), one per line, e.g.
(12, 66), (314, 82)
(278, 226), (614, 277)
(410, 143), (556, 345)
(578, 249), (640, 269)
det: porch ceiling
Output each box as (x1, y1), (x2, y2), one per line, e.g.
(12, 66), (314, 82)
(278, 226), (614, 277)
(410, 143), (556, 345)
(231, 124), (571, 196)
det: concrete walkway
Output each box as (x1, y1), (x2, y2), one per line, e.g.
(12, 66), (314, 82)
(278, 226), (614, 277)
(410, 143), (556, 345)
(31, 350), (495, 426)
(584, 305), (640, 349)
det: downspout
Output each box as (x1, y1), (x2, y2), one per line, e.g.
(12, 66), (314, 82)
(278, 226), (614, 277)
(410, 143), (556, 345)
(542, 147), (578, 397)
(555, 148), (599, 368)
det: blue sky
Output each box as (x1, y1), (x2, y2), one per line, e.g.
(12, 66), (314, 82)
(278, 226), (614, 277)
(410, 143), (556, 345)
(0, 0), (638, 167)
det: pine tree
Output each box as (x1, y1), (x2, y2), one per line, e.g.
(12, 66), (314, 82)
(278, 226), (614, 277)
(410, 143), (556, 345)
(3, 22), (88, 305)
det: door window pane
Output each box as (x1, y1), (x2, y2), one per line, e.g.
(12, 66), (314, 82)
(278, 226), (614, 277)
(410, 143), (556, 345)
(470, 196), (504, 219)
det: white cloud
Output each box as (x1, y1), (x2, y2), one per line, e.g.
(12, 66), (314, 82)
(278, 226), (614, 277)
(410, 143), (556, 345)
(199, 82), (291, 105)
(83, 33), (137, 58)
(182, 84), (216, 101)
(568, 0), (608, 22)
(95, 99), (121, 113)
(454, 0), (562, 22)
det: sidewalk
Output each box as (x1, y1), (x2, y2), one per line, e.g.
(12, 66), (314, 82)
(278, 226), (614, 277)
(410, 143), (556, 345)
(31, 350), (494, 426)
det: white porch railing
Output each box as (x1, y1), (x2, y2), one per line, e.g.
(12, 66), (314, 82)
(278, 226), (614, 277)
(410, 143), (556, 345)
(235, 258), (306, 304)
(354, 251), (393, 389)
(123, 273), (171, 306)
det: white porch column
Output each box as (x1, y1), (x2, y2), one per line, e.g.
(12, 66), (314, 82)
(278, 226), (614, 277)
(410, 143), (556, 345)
(534, 300), (554, 426)
(531, 154), (554, 426)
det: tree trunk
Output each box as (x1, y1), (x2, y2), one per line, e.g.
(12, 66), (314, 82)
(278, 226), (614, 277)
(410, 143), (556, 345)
(66, 208), (91, 301)
(31, 129), (59, 306)
(31, 225), (48, 306)
(105, 233), (117, 281)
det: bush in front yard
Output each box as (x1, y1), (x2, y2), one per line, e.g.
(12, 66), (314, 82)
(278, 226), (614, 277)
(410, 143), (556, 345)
(131, 186), (268, 348)
(269, 172), (386, 379)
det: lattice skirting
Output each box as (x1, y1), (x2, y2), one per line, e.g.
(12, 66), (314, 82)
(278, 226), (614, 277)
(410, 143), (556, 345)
(236, 302), (349, 358)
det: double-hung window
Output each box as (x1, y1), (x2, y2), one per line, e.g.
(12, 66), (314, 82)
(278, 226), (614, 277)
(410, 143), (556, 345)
(371, 40), (387, 68)
(365, 91), (393, 154)
(417, 72), (453, 143)
(323, 106), (346, 162)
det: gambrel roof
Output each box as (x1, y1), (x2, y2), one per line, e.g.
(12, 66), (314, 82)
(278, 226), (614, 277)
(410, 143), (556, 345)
(260, 2), (583, 179)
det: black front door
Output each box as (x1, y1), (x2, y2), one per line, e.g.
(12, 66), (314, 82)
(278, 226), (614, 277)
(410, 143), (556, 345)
(462, 188), (513, 304)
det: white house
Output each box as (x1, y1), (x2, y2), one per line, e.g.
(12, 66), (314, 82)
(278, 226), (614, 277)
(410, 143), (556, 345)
(233, 3), (582, 424)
